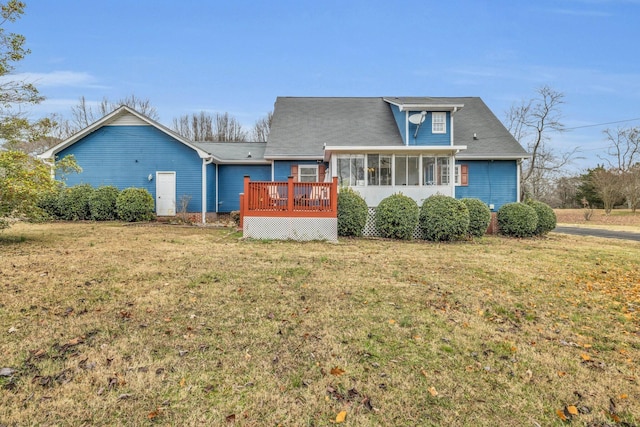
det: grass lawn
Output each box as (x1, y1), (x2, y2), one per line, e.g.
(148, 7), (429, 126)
(555, 208), (640, 232)
(0, 222), (638, 426)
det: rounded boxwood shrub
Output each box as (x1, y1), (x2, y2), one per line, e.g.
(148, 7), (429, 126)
(37, 185), (63, 220)
(337, 188), (368, 237)
(116, 188), (155, 222)
(497, 202), (538, 237)
(461, 198), (492, 238)
(89, 185), (120, 221)
(58, 184), (94, 220)
(527, 199), (556, 235)
(419, 195), (470, 241)
(375, 193), (419, 240)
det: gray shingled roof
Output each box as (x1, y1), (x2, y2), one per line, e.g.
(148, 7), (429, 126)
(265, 96), (528, 160)
(264, 97), (404, 158)
(193, 142), (268, 162)
(445, 97), (529, 159)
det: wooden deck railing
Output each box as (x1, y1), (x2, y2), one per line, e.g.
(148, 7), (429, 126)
(239, 176), (338, 227)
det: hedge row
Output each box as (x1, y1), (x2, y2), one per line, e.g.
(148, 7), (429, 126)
(497, 200), (557, 237)
(38, 185), (155, 222)
(337, 191), (555, 241)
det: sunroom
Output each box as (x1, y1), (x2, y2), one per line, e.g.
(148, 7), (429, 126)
(324, 145), (467, 207)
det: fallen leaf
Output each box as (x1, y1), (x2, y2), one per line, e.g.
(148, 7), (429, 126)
(557, 371), (566, 377)
(556, 409), (568, 421)
(580, 353), (590, 361)
(566, 405), (578, 416)
(607, 412), (621, 422)
(335, 411), (347, 423)
(226, 413), (236, 423)
(619, 393), (628, 399)
(180, 377), (186, 387)
(330, 367), (345, 376)
(428, 386), (438, 396)
(388, 319), (395, 324)
(147, 410), (160, 420)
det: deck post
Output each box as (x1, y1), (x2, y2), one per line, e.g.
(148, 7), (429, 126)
(287, 176), (294, 213)
(330, 177), (338, 215)
(240, 176), (250, 228)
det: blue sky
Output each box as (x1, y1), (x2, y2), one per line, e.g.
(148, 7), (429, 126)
(10, 0), (640, 171)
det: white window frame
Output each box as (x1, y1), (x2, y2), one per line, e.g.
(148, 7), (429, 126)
(298, 165), (319, 182)
(432, 112), (446, 134)
(454, 164), (462, 186)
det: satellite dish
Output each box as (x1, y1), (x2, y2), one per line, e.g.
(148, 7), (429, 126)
(409, 111), (427, 125)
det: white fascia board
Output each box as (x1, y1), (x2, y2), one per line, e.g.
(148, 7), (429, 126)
(397, 104), (465, 112)
(455, 154), (531, 160)
(323, 145), (467, 162)
(210, 158), (271, 165)
(263, 155), (323, 160)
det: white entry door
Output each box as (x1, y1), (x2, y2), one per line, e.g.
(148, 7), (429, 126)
(156, 172), (176, 216)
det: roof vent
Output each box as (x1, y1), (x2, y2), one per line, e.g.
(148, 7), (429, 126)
(247, 152), (252, 158)
(473, 133), (478, 140)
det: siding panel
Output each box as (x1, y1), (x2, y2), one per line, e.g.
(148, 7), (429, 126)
(57, 125), (205, 212)
(217, 164), (271, 212)
(454, 160), (518, 210)
(389, 105), (451, 146)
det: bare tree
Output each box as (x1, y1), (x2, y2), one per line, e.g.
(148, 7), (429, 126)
(591, 167), (624, 214)
(252, 111), (273, 142)
(70, 94), (159, 131)
(554, 175), (581, 208)
(172, 111), (247, 142)
(600, 126), (640, 211)
(505, 85), (576, 200)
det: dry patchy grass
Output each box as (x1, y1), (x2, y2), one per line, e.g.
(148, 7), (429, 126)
(0, 222), (638, 426)
(556, 209), (640, 231)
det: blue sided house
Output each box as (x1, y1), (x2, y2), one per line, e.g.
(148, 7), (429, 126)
(40, 97), (529, 228)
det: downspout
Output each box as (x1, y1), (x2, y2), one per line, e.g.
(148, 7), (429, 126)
(215, 163), (219, 213)
(516, 159), (522, 202)
(450, 107), (457, 146)
(450, 108), (458, 197)
(201, 157), (215, 224)
(405, 111), (409, 145)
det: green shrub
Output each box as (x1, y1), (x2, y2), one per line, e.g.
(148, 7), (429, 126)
(419, 195), (470, 241)
(461, 198), (492, 238)
(58, 184), (94, 220)
(337, 188), (368, 237)
(527, 200), (557, 235)
(497, 202), (537, 237)
(89, 185), (120, 221)
(375, 193), (419, 240)
(116, 188), (155, 222)
(37, 184), (64, 220)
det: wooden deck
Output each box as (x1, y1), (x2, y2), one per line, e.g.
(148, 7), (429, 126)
(239, 176), (338, 227)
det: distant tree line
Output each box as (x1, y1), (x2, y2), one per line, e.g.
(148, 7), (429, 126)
(3, 94), (273, 155)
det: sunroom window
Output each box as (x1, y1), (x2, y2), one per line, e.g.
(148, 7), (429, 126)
(394, 155), (419, 185)
(337, 155), (365, 186)
(367, 154), (392, 186)
(423, 156), (451, 185)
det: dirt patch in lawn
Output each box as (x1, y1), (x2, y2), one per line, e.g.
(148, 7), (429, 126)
(0, 222), (638, 426)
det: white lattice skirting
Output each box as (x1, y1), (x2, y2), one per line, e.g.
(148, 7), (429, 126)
(364, 207), (424, 239)
(243, 217), (337, 241)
